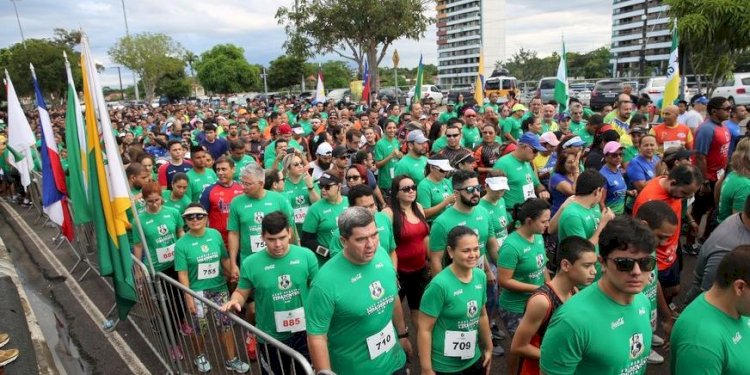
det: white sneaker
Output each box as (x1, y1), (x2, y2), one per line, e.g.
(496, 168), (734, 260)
(194, 354), (212, 373)
(647, 349), (664, 364)
(652, 334), (664, 347)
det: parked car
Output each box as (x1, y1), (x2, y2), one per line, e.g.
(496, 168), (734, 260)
(590, 79), (624, 110)
(407, 85), (444, 106)
(378, 87), (408, 105)
(569, 83), (592, 106)
(535, 77), (557, 104)
(297, 90), (316, 101)
(638, 77), (668, 103)
(326, 88), (352, 104)
(711, 72), (750, 105)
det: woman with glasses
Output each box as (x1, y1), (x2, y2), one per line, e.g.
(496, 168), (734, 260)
(600, 142), (636, 215)
(626, 134), (661, 192)
(174, 203), (250, 373)
(282, 153), (319, 234)
(382, 175), (430, 330)
(301, 173), (348, 265)
(474, 124), (502, 184)
(161, 172), (192, 223)
(417, 157), (456, 221)
(498, 198), (551, 374)
(418, 226), (493, 375)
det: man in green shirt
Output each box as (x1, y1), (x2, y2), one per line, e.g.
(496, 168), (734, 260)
(540, 216), (657, 375)
(438, 101), (458, 124)
(227, 164), (295, 279)
(221, 211), (319, 375)
(373, 120), (402, 194)
(568, 103), (587, 136)
(301, 173), (349, 265)
(493, 132), (550, 213)
(461, 109), (481, 150)
(186, 146), (218, 202)
(429, 170), (499, 282)
(671, 245), (750, 375)
(393, 130), (429, 186)
(306, 207), (411, 375)
(229, 140), (255, 181)
(502, 104), (526, 143)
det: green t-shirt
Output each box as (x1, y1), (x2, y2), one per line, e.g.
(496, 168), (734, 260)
(419, 267), (487, 372)
(393, 154), (427, 186)
(373, 137), (400, 189)
(478, 198), (509, 247)
(173, 228), (228, 292)
(186, 168), (218, 202)
(226, 191), (296, 262)
(134, 206), (184, 272)
(231, 155), (256, 181)
(298, 119), (313, 136)
(431, 136), (448, 154)
(161, 190), (191, 215)
(283, 177), (314, 232)
(302, 198), (349, 264)
(540, 282), (652, 375)
(430, 206), (494, 267)
(438, 111), (458, 124)
(238, 244), (319, 342)
(623, 145), (638, 164)
(671, 293), (750, 375)
(263, 139), (303, 169)
(493, 154), (541, 213)
(329, 212), (396, 256)
(417, 177), (453, 220)
(497, 231), (547, 313)
(575, 127), (594, 147)
(569, 120), (587, 136)
(718, 171), (750, 222)
(501, 116), (523, 141)
(306, 248), (406, 375)
(461, 126), (481, 150)
(558, 201), (602, 280)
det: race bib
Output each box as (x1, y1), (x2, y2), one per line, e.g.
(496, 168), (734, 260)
(444, 330), (477, 359)
(522, 183), (536, 200)
(663, 140), (682, 151)
(389, 168), (395, 179)
(155, 244), (175, 263)
(274, 307), (306, 333)
(197, 261), (219, 280)
(293, 206), (309, 224)
(250, 234), (266, 253)
(366, 321), (396, 360)
(717, 168), (726, 181)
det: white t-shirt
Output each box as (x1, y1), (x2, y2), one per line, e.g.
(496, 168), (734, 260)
(681, 109), (704, 130)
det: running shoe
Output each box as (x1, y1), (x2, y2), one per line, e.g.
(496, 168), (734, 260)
(180, 321), (193, 336)
(647, 349), (664, 364)
(0, 333), (8, 348)
(225, 357), (250, 373)
(0, 349), (20, 367)
(652, 334), (664, 347)
(194, 354), (211, 373)
(492, 343), (505, 356)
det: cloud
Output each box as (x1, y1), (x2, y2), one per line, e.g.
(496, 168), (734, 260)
(0, 0), (612, 88)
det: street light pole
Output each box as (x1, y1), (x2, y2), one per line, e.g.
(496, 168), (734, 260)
(114, 67), (124, 100)
(639, 1), (649, 78)
(10, 0), (26, 49)
(261, 68), (269, 105)
(121, 0), (140, 101)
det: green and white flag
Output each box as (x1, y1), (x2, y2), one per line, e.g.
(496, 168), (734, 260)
(554, 39), (569, 113)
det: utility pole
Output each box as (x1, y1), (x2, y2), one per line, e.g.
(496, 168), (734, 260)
(10, 0), (26, 49)
(114, 66), (124, 100)
(261, 68), (269, 105)
(121, 0), (140, 101)
(639, 0), (649, 78)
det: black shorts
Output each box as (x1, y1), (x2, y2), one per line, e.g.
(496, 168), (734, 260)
(691, 180), (716, 221)
(259, 331), (310, 375)
(658, 260), (681, 289)
(435, 357), (485, 375)
(398, 266), (430, 310)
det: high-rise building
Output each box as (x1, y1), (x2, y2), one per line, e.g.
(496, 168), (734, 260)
(436, 0), (506, 88)
(610, 0), (672, 78)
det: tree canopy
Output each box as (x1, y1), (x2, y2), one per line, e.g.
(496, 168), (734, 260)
(155, 57), (191, 100)
(194, 44), (260, 94)
(268, 55), (308, 90)
(497, 47), (611, 82)
(108, 32), (184, 102)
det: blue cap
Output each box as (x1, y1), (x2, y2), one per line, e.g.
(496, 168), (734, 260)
(518, 132), (546, 152)
(694, 96), (709, 105)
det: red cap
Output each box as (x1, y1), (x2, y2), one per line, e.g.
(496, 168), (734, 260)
(278, 124), (292, 135)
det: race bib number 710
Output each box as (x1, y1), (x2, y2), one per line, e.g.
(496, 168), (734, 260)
(366, 321), (396, 359)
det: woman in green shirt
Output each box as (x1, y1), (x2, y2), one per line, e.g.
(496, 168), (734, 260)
(418, 226), (493, 374)
(161, 172), (191, 215)
(174, 203), (249, 373)
(417, 157), (456, 221)
(282, 153), (320, 234)
(717, 139), (750, 222)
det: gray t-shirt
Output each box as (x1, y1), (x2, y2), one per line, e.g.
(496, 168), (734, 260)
(686, 213), (750, 302)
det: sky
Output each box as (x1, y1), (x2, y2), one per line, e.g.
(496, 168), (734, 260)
(0, 0), (612, 89)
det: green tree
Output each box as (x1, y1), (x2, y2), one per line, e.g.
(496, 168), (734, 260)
(568, 47), (611, 78)
(313, 60), (355, 89)
(268, 55), (308, 90)
(667, 0), (750, 94)
(155, 57), (190, 100)
(195, 44), (260, 94)
(0, 38), (82, 100)
(276, 0), (433, 95)
(497, 48), (557, 82)
(108, 32), (184, 102)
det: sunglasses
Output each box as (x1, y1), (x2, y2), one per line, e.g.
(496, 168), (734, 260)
(720, 106), (732, 111)
(399, 185), (417, 192)
(184, 214), (207, 221)
(607, 256), (657, 272)
(346, 175), (361, 181)
(292, 162), (304, 167)
(458, 185), (482, 194)
(446, 133), (460, 138)
(466, 115), (476, 118)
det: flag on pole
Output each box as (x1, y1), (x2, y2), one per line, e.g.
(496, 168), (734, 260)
(313, 64), (325, 105)
(4, 70), (35, 190)
(362, 59), (371, 104)
(81, 34), (137, 321)
(413, 54), (424, 105)
(64, 51), (91, 225)
(662, 21), (680, 110)
(31, 64), (74, 241)
(553, 38), (569, 113)
(474, 47), (485, 105)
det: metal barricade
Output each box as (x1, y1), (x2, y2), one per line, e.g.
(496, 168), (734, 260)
(155, 272), (315, 375)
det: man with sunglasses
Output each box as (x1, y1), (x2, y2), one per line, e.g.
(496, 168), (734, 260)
(393, 130), (429, 186)
(540, 216), (656, 374)
(301, 173), (348, 265)
(461, 109), (481, 150)
(435, 124), (470, 164)
(493, 132), (550, 214)
(429, 170), (499, 284)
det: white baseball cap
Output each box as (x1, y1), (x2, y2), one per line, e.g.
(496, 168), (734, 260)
(427, 158), (454, 172)
(316, 142), (333, 156)
(485, 177), (509, 191)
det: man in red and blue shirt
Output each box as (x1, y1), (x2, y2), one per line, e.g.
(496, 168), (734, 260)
(157, 140), (192, 188)
(200, 156), (243, 247)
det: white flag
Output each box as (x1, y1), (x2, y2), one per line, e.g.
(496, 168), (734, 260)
(5, 69), (36, 189)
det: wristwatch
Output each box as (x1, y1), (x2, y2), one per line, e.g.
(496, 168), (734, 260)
(398, 328), (409, 339)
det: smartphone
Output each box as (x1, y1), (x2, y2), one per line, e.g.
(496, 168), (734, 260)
(315, 245), (330, 258)
(286, 147), (296, 154)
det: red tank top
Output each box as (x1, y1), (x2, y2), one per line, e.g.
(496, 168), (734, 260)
(519, 283), (567, 375)
(394, 215), (429, 272)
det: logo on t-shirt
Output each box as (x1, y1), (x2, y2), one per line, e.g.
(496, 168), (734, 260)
(295, 195), (305, 205)
(369, 281), (384, 300)
(732, 331), (742, 344)
(629, 333), (645, 359)
(278, 274), (291, 290)
(467, 300), (478, 318)
(254, 211), (265, 224)
(157, 224), (168, 236)
(201, 244), (209, 253)
(536, 254), (545, 268)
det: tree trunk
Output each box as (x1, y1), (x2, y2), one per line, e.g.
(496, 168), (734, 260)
(367, 47), (379, 102)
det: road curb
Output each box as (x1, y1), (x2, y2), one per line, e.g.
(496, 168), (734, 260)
(0, 235), (59, 375)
